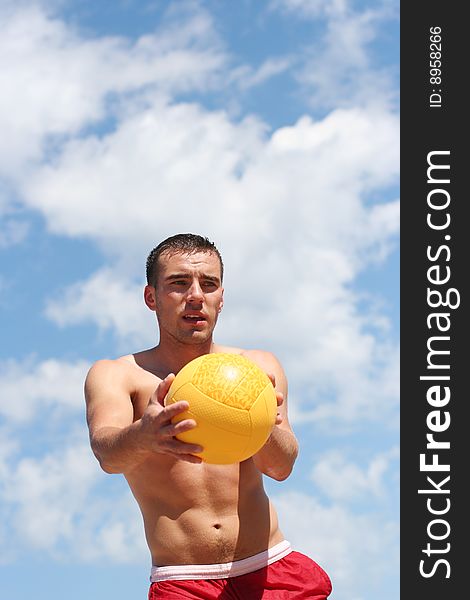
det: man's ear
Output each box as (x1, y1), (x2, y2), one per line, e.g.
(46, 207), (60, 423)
(218, 288), (224, 313)
(144, 285), (157, 311)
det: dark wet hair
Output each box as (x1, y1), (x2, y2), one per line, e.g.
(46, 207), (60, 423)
(146, 233), (224, 287)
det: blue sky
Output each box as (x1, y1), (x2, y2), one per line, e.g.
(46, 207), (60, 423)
(0, 1), (399, 599)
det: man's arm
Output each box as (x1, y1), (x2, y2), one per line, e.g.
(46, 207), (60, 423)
(244, 350), (299, 481)
(84, 360), (202, 474)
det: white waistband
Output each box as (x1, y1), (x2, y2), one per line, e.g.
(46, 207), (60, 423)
(150, 540), (292, 582)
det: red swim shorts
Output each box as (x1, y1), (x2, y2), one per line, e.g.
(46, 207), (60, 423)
(148, 551), (332, 599)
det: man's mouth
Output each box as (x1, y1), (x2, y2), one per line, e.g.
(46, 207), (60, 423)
(182, 313), (207, 323)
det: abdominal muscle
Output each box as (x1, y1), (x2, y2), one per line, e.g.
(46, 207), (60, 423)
(125, 455), (284, 567)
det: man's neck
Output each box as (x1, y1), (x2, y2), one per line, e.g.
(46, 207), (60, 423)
(153, 337), (217, 375)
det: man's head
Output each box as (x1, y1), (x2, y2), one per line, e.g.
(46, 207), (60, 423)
(146, 233), (224, 289)
(144, 233), (224, 347)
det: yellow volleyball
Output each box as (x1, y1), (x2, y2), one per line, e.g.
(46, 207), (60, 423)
(165, 353), (277, 464)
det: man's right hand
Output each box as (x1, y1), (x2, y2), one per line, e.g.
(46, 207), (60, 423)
(139, 374), (203, 463)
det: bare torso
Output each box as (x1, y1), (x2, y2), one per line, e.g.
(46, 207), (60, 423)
(117, 345), (285, 566)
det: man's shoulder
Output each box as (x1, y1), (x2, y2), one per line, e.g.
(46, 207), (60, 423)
(241, 349), (282, 371)
(213, 343), (244, 355)
(85, 352), (159, 404)
(214, 345), (281, 371)
(85, 353), (148, 387)
(87, 354), (134, 374)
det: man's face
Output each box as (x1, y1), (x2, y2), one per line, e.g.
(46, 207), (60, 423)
(151, 250), (224, 345)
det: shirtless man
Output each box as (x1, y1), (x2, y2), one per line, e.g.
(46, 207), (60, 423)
(85, 233), (332, 599)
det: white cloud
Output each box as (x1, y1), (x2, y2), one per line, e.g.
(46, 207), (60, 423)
(0, 1), (226, 178)
(4, 445), (97, 549)
(299, 15), (396, 110)
(270, 0), (398, 110)
(287, 341), (399, 426)
(20, 99), (266, 247)
(20, 104), (398, 263)
(230, 56), (294, 91)
(0, 351), (147, 563)
(0, 357), (89, 422)
(0, 431), (18, 482)
(1, 440), (147, 562)
(274, 490), (399, 600)
(45, 268), (157, 348)
(310, 446), (400, 502)
(0, 217), (29, 247)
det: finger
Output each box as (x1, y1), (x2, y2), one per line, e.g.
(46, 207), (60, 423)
(267, 373), (276, 387)
(158, 401), (192, 425)
(165, 436), (204, 455)
(161, 417), (197, 437)
(149, 373), (176, 406)
(276, 391), (284, 407)
(158, 441), (203, 463)
(159, 373), (176, 405)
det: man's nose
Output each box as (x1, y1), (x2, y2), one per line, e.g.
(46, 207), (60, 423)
(187, 280), (204, 302)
